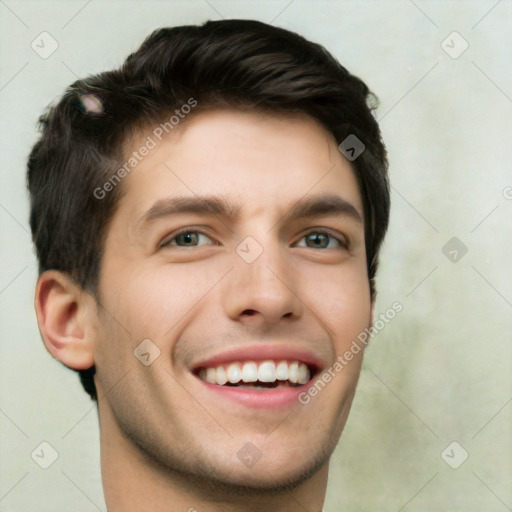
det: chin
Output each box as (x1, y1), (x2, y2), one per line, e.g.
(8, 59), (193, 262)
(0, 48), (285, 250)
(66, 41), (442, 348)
(183, 452), (330, 498)
(211, 437), (334, 494)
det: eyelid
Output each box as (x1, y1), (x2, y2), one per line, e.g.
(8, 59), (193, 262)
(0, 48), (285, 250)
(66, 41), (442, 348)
(294, 227), (349, 248)
(158, 226), (349, 250)
(159, 226), (217, 248)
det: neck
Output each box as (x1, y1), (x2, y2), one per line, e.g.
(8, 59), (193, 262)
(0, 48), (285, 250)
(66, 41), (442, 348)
(98, 402), (329, 512)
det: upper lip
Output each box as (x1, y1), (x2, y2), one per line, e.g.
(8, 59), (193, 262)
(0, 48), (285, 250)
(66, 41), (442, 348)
(190, 344), (325, 374)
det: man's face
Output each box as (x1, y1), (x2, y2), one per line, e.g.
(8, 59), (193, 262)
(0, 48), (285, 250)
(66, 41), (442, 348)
(93, 109), (372, 489)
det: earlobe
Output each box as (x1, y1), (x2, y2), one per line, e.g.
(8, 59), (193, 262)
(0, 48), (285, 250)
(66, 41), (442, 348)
(34, 271), (95, 370)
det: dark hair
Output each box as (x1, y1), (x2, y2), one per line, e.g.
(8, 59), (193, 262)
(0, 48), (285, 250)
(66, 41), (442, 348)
(27, 19), (390, 400)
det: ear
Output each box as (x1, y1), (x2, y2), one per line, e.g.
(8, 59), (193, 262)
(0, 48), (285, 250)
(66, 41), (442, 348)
(34, 270), (96, 370)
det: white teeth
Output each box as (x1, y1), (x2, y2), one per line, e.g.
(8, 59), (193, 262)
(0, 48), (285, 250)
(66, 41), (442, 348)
(216, 366), (228, 385)
(258, 361), (276, 382)
(198, 360), (313, 386)
(227, 363), (242, 384)
(288, 362), (299, 384)
(206, 367), (216, 384)
(241, 362), (258, 382)
(298, 363), (310, 385)
(275, 361), (288, 381)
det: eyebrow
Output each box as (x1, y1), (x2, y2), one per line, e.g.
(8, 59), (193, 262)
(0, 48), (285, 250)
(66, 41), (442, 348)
(284, 194), (363, 224)
(137, 196), (241, 229)
(137, 193), (363, 230)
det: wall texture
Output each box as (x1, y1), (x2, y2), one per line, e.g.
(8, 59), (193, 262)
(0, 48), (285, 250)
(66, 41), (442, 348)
(1, 1), (511, 510)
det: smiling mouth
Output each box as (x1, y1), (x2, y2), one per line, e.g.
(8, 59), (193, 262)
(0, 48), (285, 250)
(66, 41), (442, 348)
(195, 360), (316, 389)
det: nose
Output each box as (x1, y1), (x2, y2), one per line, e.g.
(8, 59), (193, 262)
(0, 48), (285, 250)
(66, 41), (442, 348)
(222, 240), (303, 327)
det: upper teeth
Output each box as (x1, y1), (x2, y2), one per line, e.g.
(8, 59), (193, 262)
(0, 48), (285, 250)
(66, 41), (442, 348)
(198, 360), (310, 386)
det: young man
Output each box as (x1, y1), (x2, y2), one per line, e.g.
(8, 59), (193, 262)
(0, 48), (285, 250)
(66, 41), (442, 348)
(28, 19), (389, 511)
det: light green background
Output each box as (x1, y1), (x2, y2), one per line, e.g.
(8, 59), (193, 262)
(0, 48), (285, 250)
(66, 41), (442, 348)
(1, 1), (511, 510)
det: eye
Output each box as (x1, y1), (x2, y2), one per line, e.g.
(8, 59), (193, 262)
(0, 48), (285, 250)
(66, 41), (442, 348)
(295, 231), (346, 249)
(160, 229), (215, 248)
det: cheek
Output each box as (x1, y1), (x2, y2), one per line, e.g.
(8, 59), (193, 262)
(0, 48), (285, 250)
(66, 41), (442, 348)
(112, 264), (223, 341)
(299, 261), (371, 342)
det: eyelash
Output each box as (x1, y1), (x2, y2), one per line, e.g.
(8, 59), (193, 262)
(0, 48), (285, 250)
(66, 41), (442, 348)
(159, 227), (216, 248)
(159, 227), (348, 250)
(295, 230), (348, 250)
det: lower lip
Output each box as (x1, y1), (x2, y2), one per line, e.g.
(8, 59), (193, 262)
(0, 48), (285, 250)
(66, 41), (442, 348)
(196, 378), (310, 409)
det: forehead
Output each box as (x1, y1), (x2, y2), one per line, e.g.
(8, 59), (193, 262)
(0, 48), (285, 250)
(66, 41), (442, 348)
(114, 109), (363, 223)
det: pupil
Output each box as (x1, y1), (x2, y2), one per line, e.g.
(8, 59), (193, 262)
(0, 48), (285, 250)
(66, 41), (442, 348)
(308, 233), (327, 248)
(179, 232), (197, 245)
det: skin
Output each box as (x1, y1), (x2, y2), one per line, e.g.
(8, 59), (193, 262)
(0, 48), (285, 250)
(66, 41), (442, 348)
(35, 109), (373, 512)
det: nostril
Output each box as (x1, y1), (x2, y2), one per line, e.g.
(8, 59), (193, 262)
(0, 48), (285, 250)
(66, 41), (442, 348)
(242, 309), (258, 316)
